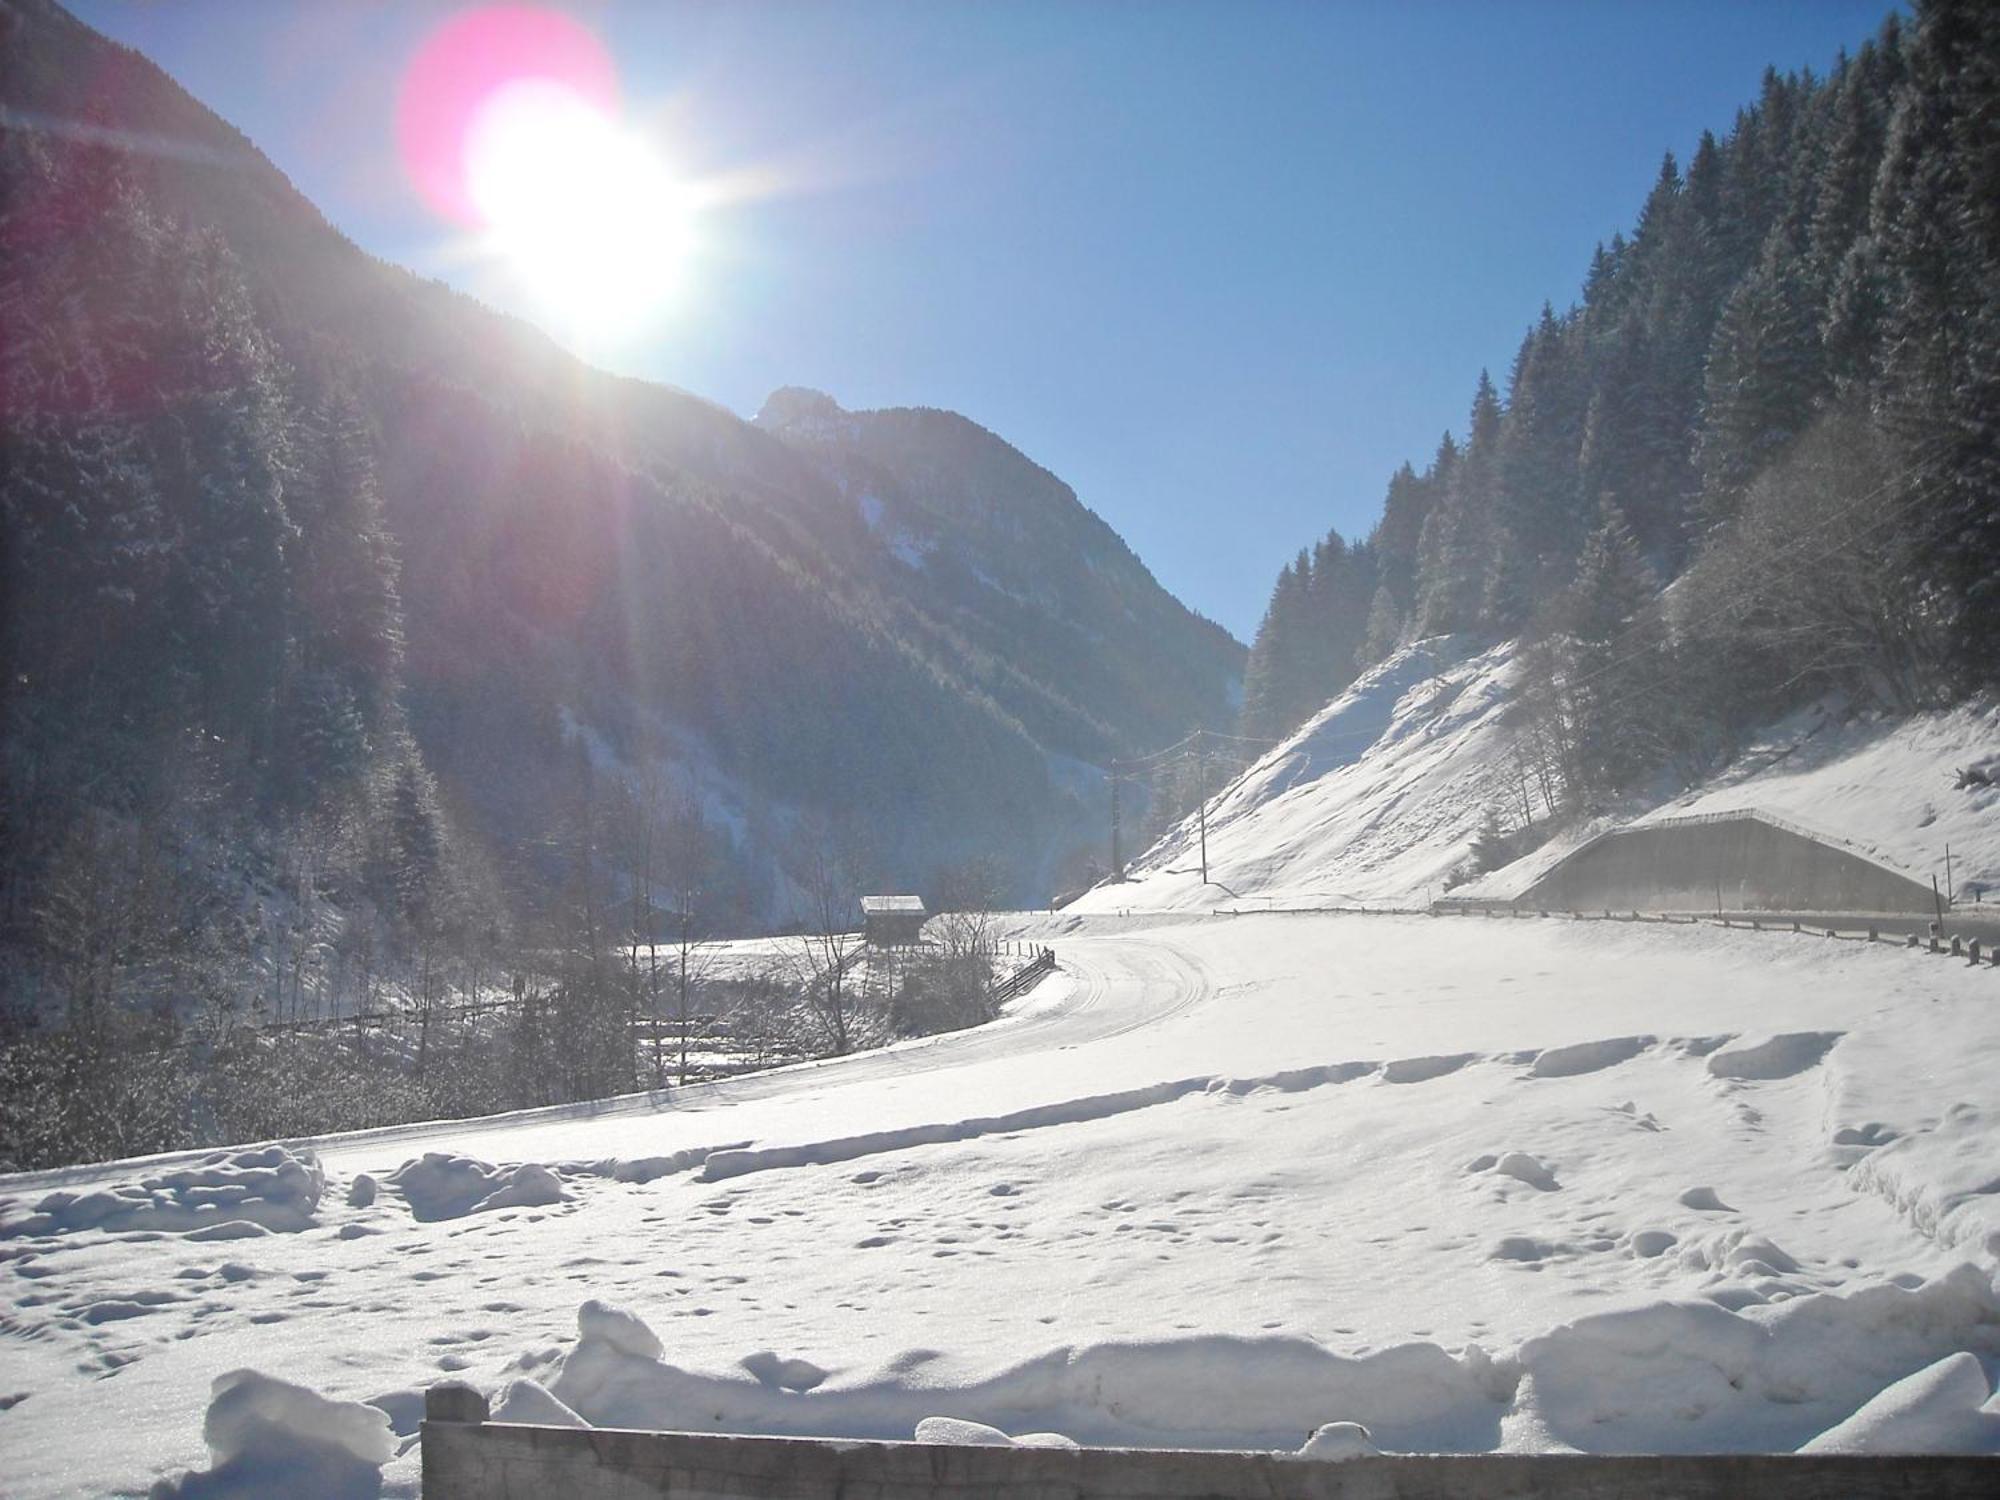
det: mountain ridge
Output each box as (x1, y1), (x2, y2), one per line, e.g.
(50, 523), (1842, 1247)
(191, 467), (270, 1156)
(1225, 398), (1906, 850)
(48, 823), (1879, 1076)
(2, 0), (1242, 936)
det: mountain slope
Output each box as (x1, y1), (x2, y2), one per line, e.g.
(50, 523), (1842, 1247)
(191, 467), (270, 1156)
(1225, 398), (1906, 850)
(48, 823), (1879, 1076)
(1074, 636), (1998, 915)
(0, 0), (1242, 915)
(754, 387), (1243, 763)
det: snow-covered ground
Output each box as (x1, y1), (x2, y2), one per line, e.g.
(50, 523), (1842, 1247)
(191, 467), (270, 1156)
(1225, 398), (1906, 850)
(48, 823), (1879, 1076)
(3, 911), (1997, 1495)
(1074, 638), (1999, 914)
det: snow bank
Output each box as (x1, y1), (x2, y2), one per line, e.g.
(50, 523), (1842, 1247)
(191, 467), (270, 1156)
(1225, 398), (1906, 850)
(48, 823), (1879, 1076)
(491, 1378), (589, 1429)
(1799, 1352), (2000, 1453)
(1515, 1264), (2000, 1452)
(1705, 1032), (1843, 1081)
(1849, 1105), (2000, 1258)
(148, 1370), (392, 1499)
(696, 1069), (1356, 1183)
(578, 1298), (664, 1360)
(383, 1152), (566, 1221)
(3, 1147), (322, 1239)
(548, 1300), (1509, 1452)
(542, 1263), (2000, 1457)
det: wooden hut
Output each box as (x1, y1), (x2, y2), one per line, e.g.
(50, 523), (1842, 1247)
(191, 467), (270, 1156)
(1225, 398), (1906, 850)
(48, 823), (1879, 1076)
(860, 894), (926, 947)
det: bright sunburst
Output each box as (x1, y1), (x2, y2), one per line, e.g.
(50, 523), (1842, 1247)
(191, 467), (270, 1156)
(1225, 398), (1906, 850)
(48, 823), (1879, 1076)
(464, 80), (696, 334)
(397, 5), (698, 345)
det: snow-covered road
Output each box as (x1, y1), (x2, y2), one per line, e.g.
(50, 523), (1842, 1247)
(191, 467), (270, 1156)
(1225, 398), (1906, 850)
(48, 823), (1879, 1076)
(3, 913), (1998, 1495)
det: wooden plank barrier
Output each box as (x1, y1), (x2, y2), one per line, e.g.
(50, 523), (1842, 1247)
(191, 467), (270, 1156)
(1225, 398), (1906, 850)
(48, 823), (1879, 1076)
(422, 1389), (1997, 1500)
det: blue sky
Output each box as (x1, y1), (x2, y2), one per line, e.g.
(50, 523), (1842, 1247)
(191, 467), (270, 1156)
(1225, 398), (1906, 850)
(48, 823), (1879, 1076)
(72, 0), (1898, 641)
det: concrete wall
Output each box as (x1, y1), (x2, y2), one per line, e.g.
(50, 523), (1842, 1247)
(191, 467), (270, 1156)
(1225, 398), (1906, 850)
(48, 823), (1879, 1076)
(1517, 811), (1936, 915)
(420, 1392), (1997, 1500)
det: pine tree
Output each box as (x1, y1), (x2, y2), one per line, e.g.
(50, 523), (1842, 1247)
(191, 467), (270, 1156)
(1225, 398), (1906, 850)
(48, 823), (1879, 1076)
(1550, 504), (1666, 795)
(1239, 557), (1313, 740)
(1361, 581), (1404, 663)
(1414, 381), (1499, 637)
(1865, 0), (2000, 690)
(1695, 223), (1828, 532)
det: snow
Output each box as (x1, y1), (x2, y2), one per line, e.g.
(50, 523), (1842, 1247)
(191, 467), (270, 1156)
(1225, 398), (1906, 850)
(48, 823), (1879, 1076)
(1074, 637), (1999, 915)
(489, 1377), (587, 1428)
(1798, 1352), (2000, 1453)
(1073, 637), (1526, 912)
(383, 1154), (566, 1222)
(1, 911), (1996, 1494)
(5, 1147), (324, 1238)
(1647, 700), (2000, 902)
(149, 1370), (394, 1499)
(1293, 1421), (1379, 1460)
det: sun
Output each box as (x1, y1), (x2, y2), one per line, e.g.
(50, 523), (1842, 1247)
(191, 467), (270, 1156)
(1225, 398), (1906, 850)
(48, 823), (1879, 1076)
(397, 6), (698, 345)
(464, 80), (697, 335)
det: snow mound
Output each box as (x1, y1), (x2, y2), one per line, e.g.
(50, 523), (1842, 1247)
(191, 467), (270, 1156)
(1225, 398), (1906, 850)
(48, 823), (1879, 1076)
(577, 1299), (665, 1361)
(149, 1369), (392, 1499)
(913, 1415), (1078, 1448)
(1529, 1036), (1652, 1078)
(1492, 1153), (1560, 1191)
(5, 1147), (322, 1239)
(1799, 1352), (2000, 1453)
(550, 1303), (1509, 1453)
(1515, 1264), (2000, 1453)
(914, 1415), (1013, 1446)
(741, 1351), (830, 1392)
(1849, 1104), (2000, 1257)
(384, 1153), (566, 1222)
(1382, 1053), (1475, 1084)
(491, 1378), (590, 1429)
(1706, 1032), (1842, 1081)
(1293, 1422), (1380, 1460)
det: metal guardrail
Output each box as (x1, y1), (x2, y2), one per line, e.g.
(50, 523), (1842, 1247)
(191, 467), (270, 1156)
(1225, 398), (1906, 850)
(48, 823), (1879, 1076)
(420, 1390), (1998, 1499)
(1428, 901), (2000, 969)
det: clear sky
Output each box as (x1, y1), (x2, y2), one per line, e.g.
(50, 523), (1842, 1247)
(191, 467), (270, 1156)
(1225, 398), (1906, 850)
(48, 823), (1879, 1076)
(70, 0), (1898, 641)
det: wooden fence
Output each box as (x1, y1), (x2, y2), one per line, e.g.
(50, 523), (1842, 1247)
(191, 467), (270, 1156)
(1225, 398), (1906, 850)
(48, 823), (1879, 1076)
(420, 1390), (1997, 1499)
(989, 946), (1057, 1005)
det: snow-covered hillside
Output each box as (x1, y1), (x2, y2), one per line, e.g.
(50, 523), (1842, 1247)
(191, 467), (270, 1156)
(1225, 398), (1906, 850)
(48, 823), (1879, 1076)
(3, 913), (1997, 1495)
(1076, 638), (2000, 914)
(1072, 639), (1528, 913)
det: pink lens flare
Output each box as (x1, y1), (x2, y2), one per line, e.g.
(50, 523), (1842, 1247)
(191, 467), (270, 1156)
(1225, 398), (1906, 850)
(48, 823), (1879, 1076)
(396, 4), (618, 225)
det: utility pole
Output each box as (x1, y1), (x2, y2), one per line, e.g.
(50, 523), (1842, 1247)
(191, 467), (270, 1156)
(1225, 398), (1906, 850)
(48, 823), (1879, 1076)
(1109, 761), (1124, 882)
(1195, 730), (1209, 885)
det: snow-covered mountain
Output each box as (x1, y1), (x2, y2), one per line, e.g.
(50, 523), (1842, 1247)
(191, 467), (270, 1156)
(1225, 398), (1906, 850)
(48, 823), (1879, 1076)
(1, 0), (1243, 923)
(1075, 637), (2000, 914)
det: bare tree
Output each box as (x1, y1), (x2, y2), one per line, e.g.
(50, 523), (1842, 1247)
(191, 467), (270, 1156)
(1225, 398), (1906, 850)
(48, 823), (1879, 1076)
(663, 789), (723, 1083)
(931, 854), (1004, 966)
(787, 815), (874, 1056)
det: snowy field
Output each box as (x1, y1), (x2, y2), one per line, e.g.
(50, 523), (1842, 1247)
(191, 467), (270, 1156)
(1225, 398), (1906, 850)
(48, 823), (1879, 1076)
(3, 911), (1998, 1494)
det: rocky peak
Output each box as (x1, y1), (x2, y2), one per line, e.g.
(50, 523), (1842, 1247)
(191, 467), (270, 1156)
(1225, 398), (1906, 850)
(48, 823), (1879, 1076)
(753, 386), (846, 435)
